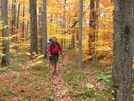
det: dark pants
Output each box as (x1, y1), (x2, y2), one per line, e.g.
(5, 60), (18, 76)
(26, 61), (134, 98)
(50, 54), (59, 64)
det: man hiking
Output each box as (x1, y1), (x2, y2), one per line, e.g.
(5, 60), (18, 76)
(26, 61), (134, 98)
(47, 37), (64, 75)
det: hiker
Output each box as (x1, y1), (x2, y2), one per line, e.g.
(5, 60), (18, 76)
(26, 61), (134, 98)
(47, 37), (64, 75)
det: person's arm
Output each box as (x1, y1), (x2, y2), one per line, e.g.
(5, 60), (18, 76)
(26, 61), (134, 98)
(58, 43), (64, 55)
(48, 44), (51, 56)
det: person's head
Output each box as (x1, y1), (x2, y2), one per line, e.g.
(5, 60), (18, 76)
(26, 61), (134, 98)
(52, 37), (57, 43)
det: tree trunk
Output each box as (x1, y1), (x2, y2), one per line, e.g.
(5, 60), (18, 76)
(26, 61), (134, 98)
(1, 0), (10, 66)
(89, 0), (96, 65)
(92, 0), (99, 64)
(71, 35), (75, 50)
(132, 0), (134, 70)
(15, 3), (20, 41)
(78, 0), (83, 67)
(12, 0), (16, 35)
(38, 1), (43, 53)
(61, 38), (63, 49)
(26, 21), (29, 40)
(29, 0), (38, 57)
(22, 4), (25, 41)
(42, 0), (47, 58)
(62, 0), (66, 33)
(113, 0), (133, 100)
(64, 38), (66, 49)
(95, 0), (99, 42)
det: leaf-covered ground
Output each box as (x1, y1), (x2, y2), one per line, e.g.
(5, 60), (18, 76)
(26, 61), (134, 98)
(0, 51), (113, 101)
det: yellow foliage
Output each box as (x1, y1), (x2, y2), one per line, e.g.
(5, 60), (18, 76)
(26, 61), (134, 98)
(30, 60), (43, 66)
(132, 64), (134, 70)
(6, 0), (114, 66)
(23, 54), (44, 69)
(87, 83), (95, 89)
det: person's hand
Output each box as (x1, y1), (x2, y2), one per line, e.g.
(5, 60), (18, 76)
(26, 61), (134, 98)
(62, 53), (64, 56)
(49, 54), (51, 57)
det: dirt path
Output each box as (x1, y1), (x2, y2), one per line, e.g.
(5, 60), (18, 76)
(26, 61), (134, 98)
(52, 72), (72, 101)
(51, 57), (73, 101)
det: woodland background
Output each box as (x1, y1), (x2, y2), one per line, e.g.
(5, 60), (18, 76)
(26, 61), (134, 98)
(0, 0), (114, 65)
(1, 0), (132, 101)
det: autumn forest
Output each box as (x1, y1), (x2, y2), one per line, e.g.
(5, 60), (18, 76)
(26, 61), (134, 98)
(0, 0), (133, 101)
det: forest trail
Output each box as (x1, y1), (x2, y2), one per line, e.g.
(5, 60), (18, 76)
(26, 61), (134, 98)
(51, 57), (73, 101)
(0, 52), (112, 101)
(52, 73), (72, 101)
(45, 53), (111, 101)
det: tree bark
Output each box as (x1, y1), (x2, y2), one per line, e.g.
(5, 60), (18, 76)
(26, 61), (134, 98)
(15, 3), (20, 41)
(95, 0), (99, 42)
(71, 35), (75, 50)
(29, 0), (38, 57)
(64, 38), (66, 49)
(38, 4), (43, 53)
(113, 0), (133, 100)
(22, 3), (25, 41)
(42, 0), (47, 58)
(12, 0), (16, 35)
(89, 0), (96, 65)
(132, 0), (134, 69)
(1, 0), (10, 66)
(62, 0), (66, 31)
(78, 0), (83, 67)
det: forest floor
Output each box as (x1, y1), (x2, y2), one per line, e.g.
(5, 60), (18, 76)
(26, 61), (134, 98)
(0, 51), (114, 101)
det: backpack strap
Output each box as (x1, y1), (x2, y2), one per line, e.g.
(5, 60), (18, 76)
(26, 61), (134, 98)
(57, 42), (60, 49)
(50, 42), (60, 49)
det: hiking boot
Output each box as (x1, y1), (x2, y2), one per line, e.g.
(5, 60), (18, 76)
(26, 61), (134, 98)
(52, 70), (56, 75)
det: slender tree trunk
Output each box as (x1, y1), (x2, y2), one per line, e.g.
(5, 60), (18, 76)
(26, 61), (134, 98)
(26, 21), (29, 40)
(113, 0), (133, 100)
(92, 0), (99, 64)
(38, 3), (43, 53)
(12, 0), (16, 35)
(29, 0), (38, 57)
(22, 4), (25, 41)
(71, 17), (77, 51)
(61, 38), (63, 49)
(71, 35), (75, 50)
(16, 4), (20, 30)
(38, 6), (43, 35)
(64, 38), (66, 49)
(89, 0), (96, 65)
(1, 0), (10, 66)
(89, 0), (95, 56)
(95, 0), (99, 42)
(15, 3), (20, 41)
(42, 0), (47, 58)
(62, 0), (66, 32)
(78, 0), (83, 67)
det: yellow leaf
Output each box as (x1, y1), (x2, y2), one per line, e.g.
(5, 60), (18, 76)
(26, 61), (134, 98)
(132, 64), (134, 70)
(26, 52), (31, 55)
(87, 83), (95, 89)
(36, 55), (44, 60)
